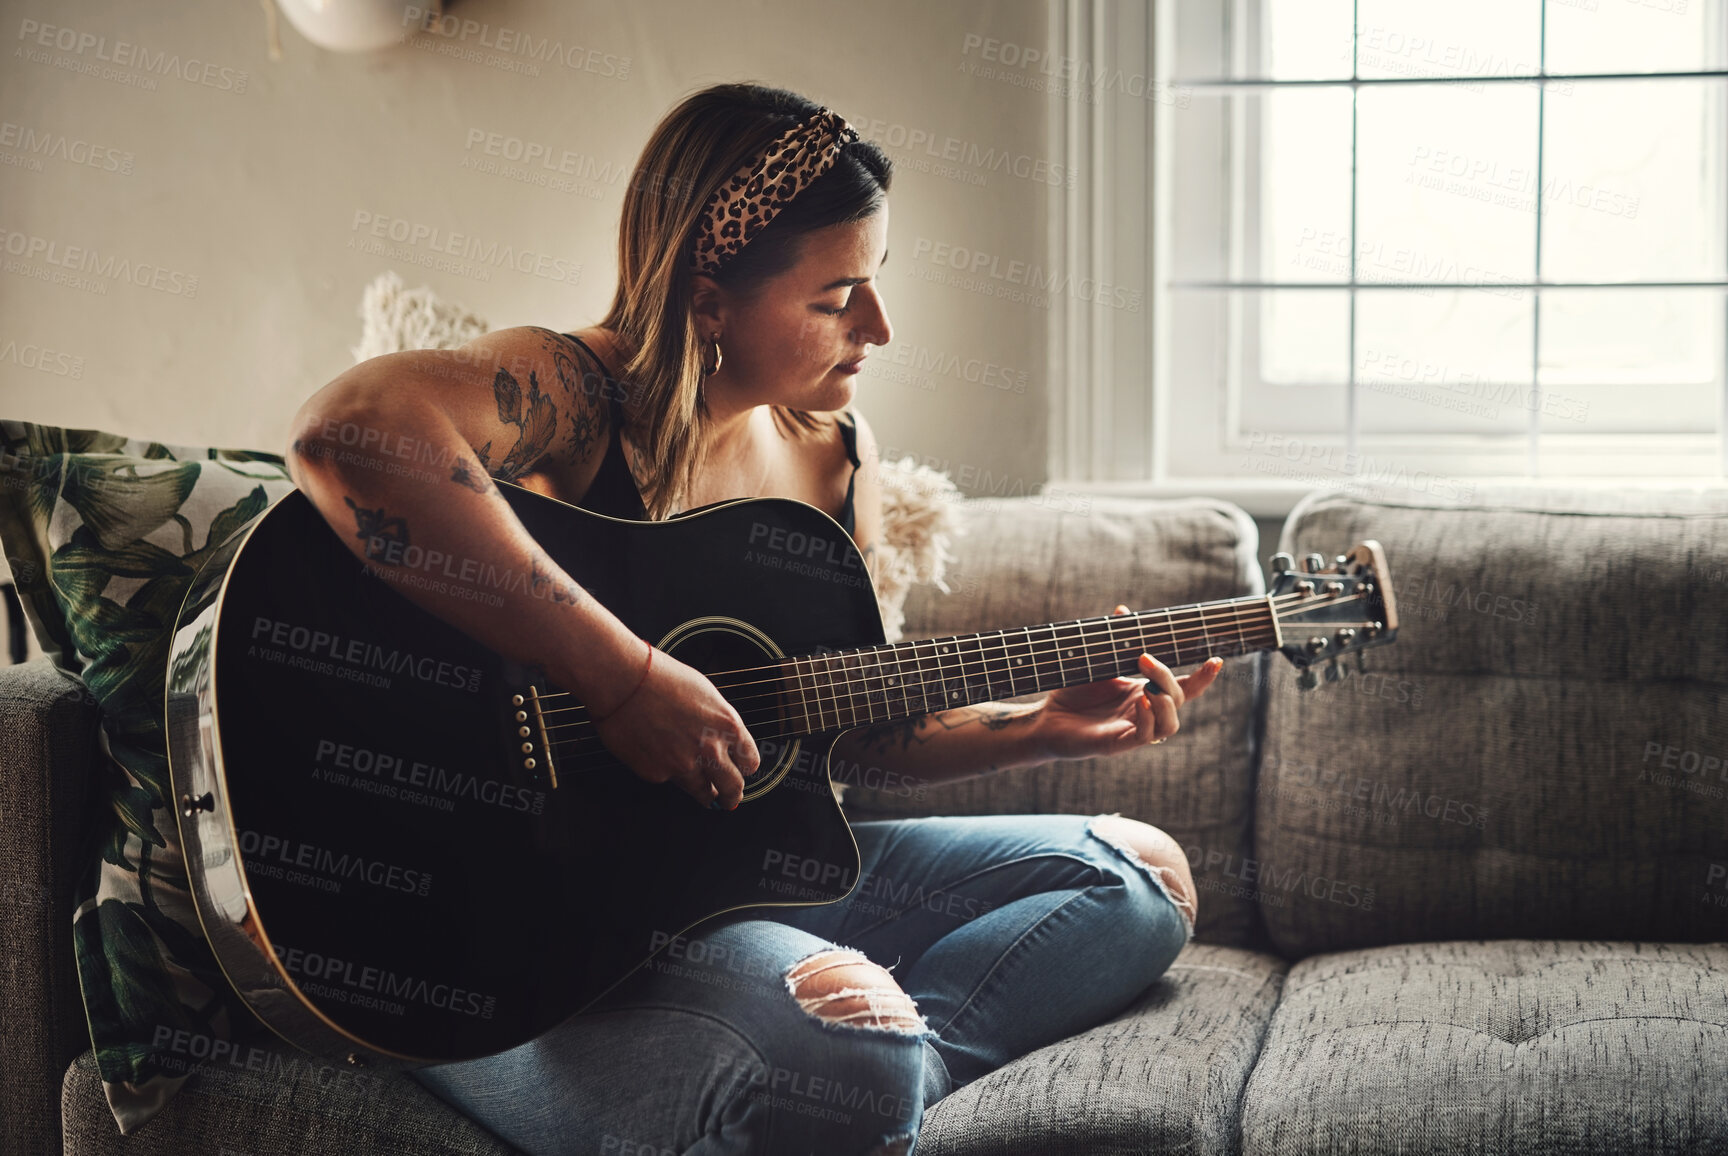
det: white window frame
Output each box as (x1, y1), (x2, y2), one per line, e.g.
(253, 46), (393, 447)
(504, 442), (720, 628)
(1045, 0), (1728, 516)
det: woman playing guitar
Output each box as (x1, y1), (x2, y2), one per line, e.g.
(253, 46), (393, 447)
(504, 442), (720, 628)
(285, 82), (1220, 1156)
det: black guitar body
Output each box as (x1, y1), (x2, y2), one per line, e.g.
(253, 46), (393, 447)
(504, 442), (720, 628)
(167, 483), (881, 1068)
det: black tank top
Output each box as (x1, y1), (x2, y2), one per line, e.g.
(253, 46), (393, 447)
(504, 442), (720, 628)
(563, 334), (862, 536)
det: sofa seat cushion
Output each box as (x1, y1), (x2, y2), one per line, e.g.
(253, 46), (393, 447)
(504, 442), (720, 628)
(61, 1049), (517, 1155)
(1241, 940), (1728, 1155)
(917, 944), (1288, 1155)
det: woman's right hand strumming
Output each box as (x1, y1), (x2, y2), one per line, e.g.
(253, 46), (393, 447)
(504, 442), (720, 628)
(589, 644), (759, 809)
(285, 325), (758, 809)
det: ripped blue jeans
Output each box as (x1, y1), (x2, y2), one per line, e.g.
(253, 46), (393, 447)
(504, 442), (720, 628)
(410, 813), (1195, 1155)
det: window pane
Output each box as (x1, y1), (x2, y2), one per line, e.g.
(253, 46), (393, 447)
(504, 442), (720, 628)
(1240, 289), (1350, 436)
(1541, 79), (1727, 282)
(1537, 289), (1723, 434)
(1355, 0), (1541, 81)
(1358, 85), (1539, 284)
(1355, 289), (1533, 434)
(1260, 290), (1350, 383)
(1263, 88), (1354, 282)
(1263, 0), (1354, 80)
(1546, 0), (1724, 76)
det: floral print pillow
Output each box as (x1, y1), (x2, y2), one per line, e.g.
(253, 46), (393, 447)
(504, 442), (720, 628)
(0, 420), (295, 1134)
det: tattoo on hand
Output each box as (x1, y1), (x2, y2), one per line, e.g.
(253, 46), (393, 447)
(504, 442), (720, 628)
(344, 496), (408, 563)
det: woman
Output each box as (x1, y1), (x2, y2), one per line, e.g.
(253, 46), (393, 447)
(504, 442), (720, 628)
(287, 82), (1219, 1156)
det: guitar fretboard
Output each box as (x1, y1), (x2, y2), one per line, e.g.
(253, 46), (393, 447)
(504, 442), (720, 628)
(773, 595), (1278, 733)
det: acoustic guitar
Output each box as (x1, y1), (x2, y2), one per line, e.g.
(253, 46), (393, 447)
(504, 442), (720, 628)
(166, 481), (1398, 1070)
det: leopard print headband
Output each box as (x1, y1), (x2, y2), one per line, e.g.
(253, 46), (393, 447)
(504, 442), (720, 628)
(689, 107), (860, 276)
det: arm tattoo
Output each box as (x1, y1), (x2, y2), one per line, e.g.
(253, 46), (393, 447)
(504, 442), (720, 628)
(344, 496), (409, 563)
(848, 712), (965, 754)
(533, 327), (612, 467)
(528, 558), (586, 608)
(978, 705), (1037, 731)
(449, 456), (493, 495)
(491, 364), (560, 481)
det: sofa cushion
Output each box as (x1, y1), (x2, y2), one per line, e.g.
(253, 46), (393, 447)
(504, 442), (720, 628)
(0, 422), (297, 1135)
(1241, 940), (1728, 1155)
(917, 944), (1287, 1155)
(61, 1049), (517, 1155)
(841, 496), (1271, 950)
(0, 660), (102, 1156)
(1257, 485), (1728, 956)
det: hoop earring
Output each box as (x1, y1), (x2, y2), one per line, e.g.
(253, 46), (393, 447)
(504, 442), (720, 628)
(701, 336), (724, 377)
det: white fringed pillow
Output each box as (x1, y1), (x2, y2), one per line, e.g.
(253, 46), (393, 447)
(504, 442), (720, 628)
(354, 272), (959, 641)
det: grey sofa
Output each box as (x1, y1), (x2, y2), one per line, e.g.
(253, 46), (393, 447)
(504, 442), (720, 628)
(5, 486), (1726, 1155)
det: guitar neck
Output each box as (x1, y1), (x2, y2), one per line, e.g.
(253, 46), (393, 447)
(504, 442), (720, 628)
(774, 594), (1281, 733)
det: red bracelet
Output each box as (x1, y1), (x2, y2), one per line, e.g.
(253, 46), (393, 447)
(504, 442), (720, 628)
(590, 641), (653, 724)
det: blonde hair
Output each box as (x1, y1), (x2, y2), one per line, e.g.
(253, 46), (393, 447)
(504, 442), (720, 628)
(596, 83), (892, 520)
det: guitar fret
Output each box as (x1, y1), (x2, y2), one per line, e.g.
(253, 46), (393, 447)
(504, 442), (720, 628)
(992, 629), (1010, 699)
(790, 656), (814, 732)
(1197, 604), (1214, 660)
(1164, 607), (1181, 668)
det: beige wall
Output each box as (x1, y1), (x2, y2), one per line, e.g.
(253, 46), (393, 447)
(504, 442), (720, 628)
(0, 0), (1057, 498)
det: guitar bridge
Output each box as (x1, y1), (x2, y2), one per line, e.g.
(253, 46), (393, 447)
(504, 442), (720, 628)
(510, 688), (559, 789)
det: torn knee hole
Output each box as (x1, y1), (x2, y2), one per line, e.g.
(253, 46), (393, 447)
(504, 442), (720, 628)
(1087, 814), (1199, 929)
(786, 951), (925, 1035)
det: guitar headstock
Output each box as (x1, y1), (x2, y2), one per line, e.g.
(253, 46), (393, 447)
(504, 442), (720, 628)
(1268, 540), (1399, 690)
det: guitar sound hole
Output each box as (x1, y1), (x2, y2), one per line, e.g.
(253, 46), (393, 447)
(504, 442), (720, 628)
(659, 618), (800, 798)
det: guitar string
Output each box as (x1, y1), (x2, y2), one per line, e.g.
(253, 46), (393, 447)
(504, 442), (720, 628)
(531, 596), (1368, 746)
(534, 611), (1380, 776)
(528, 600), (1377, 774)
(534, 599), (1300, 723)
(535, 591), (1361, 721)
(533, 590), (1330, 708)
(534, 626), (1295, 776)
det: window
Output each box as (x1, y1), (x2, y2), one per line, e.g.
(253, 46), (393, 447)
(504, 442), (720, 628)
(1141, 0), (1728, 505)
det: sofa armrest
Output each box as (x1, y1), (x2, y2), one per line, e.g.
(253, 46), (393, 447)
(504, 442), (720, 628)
(0, 658), (102, 1156)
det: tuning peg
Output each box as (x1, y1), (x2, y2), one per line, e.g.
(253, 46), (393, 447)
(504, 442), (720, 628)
(1303, 553), (1326, 573)
(1270, 552), (1294, 574)
(1325, 658), (1346, 683)
(1296, 667), (1319, 691)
